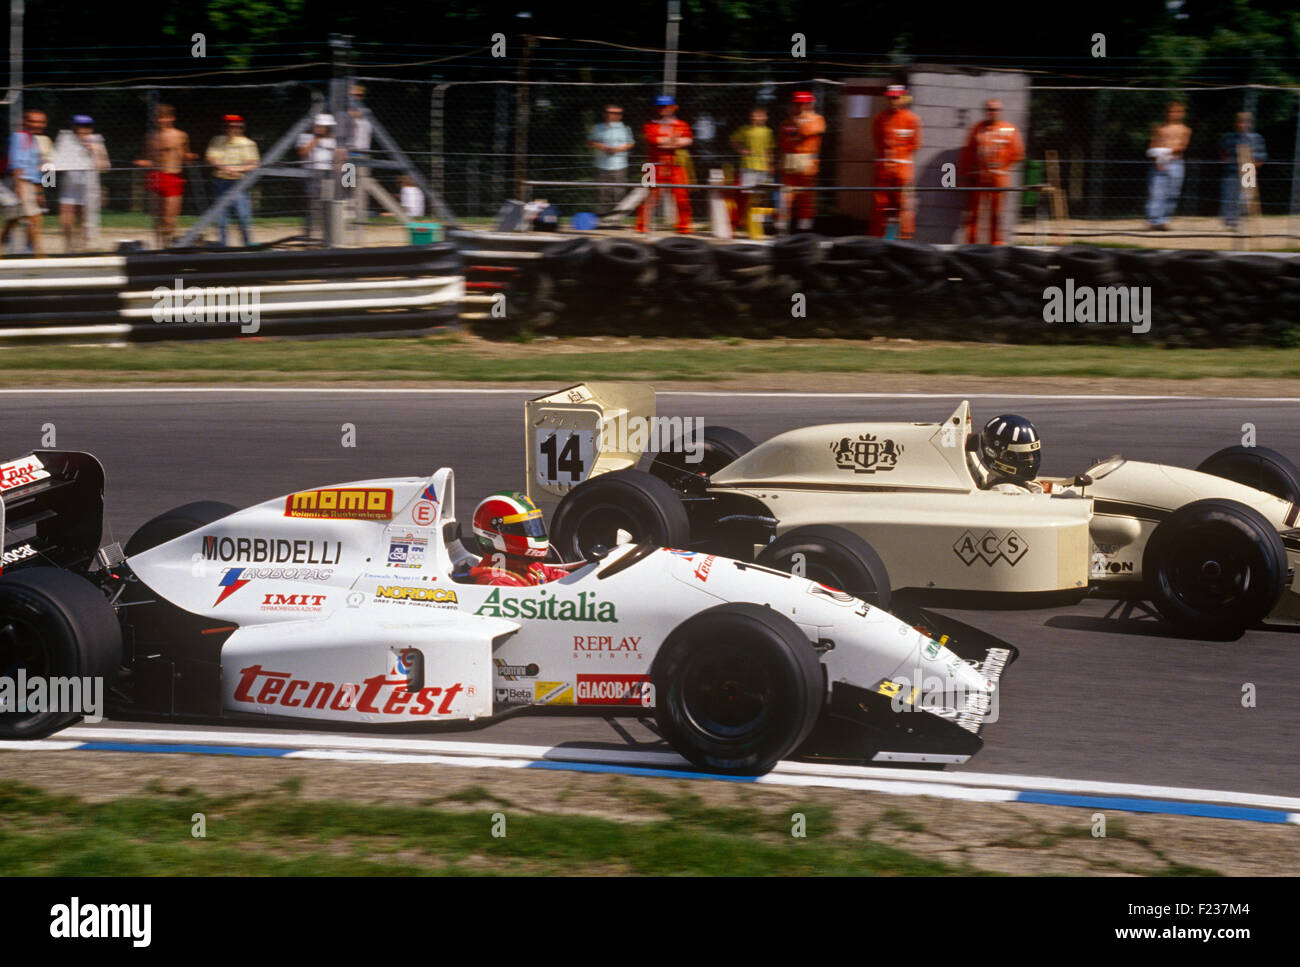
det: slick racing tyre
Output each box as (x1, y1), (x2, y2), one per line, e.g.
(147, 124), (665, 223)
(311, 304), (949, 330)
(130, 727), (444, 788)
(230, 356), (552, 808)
(756, 524), (891, 610)
(550, 469), (690, 562)
(652, 602), (823, 775)
(124, 501), (240, 557)
(0, 568), (122, 739)
(1143, 498), (1288, 638)
(648, 425), (756, 491)
(1196, 446), (1300, 504)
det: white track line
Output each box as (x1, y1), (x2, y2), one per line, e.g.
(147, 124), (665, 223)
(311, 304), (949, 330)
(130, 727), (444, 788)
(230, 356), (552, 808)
(47, 726), (1300, 814)
(2, 387), (1300, 403)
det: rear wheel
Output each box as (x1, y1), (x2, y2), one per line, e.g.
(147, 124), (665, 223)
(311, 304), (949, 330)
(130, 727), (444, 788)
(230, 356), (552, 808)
(756, 524), (891, 610)
(648, 425), (755, 491)
(124, 501), (238, 557)
(1143, 498), (1288, 637)
(550, 469), (689, 562)
(652, 603), (823, 775)
(0, 568), (122, 738)
(1196, 446), (1300, 503)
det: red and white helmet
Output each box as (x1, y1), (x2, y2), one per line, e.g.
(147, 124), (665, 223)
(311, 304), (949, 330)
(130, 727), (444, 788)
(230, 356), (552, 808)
(472, 490), (549, 559)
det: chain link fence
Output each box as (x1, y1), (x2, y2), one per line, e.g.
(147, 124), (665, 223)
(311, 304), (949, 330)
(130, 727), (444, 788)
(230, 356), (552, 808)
(8, 75), (1300, 250)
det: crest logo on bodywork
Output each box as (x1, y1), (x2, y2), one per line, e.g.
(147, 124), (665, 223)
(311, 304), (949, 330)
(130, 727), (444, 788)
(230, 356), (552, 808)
(830, 434), (903, 474)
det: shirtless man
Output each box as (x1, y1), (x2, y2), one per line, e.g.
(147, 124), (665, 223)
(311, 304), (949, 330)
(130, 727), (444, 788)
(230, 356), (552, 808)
(1145, 102), (1191, 231)
(134, 104), (196, 247)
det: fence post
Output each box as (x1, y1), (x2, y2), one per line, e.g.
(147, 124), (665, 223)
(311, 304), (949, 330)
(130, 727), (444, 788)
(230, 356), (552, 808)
(1290, 89), (1300, 239)
(1088, 89), (1108, 220)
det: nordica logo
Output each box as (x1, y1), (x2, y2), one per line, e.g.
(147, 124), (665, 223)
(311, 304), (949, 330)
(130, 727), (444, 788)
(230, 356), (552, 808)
(474, 588), (616, 622)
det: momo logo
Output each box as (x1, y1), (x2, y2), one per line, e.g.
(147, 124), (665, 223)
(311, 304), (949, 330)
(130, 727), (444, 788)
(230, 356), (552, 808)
(830, 434), (903, 474)
(285, 488), (393, 521)
(953, 530), (1029, 567)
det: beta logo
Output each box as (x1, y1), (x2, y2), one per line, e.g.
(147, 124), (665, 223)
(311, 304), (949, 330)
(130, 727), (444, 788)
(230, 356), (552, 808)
(953, 529), (1028, 567)
(284, 488), (393, 521)
(576, 674), (650, 705)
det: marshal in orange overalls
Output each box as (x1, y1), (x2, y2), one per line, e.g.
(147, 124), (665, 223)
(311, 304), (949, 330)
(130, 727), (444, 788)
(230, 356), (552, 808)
(870, 104), (922, 238)
(637, 116), (694, 234)
(779, 104), (826, 228)
(961, 116), (1024, 245)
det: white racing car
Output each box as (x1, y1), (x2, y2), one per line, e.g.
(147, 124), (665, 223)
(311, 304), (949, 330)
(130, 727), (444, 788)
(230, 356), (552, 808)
(0, 451), (1015, 774)
(528, 383), (1300, 637)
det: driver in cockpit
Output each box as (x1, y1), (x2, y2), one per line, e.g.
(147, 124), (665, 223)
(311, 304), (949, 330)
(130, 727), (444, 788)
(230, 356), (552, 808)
(969, 414), (1044, 494)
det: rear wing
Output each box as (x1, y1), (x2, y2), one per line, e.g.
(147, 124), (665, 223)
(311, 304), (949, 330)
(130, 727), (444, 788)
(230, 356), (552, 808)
(0, 451), (106, 575)
(525, 382), (655, 503)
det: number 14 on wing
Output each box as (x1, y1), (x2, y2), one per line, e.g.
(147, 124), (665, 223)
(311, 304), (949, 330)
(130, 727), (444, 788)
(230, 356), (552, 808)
(536, 429), (594, 485)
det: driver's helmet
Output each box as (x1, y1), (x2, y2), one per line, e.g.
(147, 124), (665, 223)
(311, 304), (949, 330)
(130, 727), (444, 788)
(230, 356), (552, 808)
(979, 414), (1041, 482)
(473, 490), (549, 559)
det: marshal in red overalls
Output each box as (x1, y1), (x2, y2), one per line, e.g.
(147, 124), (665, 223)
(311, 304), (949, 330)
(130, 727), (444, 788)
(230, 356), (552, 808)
(637, 96), (694, 234)
(961, 100), (1025, 245)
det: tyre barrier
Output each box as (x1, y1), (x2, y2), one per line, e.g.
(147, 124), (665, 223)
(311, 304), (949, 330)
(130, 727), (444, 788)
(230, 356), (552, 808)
(0, 243), (464, 343)
(483, 235), (1300, 345)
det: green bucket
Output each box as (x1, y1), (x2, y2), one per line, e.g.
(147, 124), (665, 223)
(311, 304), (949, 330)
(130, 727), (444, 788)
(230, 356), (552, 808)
(407, 222), (442, 244)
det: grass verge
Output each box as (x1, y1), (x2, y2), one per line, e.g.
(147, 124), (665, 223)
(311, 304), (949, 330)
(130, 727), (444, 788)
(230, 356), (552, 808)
(0, 780), (968, 876)
(7, 334), (1300, 386)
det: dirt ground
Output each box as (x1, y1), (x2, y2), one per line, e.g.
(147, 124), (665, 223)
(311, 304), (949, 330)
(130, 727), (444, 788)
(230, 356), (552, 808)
(3, 750), (1295, 876)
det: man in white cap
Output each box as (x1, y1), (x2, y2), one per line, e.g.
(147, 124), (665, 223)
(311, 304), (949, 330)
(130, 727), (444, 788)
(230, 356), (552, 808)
(297, 113), (340, 238)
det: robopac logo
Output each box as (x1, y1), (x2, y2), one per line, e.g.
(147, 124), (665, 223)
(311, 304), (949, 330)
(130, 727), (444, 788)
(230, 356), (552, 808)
(830, 434), (903, 474)
(953, 529), (1029, 567)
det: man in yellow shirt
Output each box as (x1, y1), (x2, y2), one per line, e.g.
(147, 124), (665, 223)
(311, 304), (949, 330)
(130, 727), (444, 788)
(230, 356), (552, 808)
(729, 107), (774, 230)
(205, 114), (260, 246)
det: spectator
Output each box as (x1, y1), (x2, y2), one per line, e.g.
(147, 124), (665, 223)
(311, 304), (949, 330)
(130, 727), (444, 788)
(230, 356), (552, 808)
(960, 99), (1025, 246)
(54, 114), (110, 252)
(1220, 111), (1266, 231)
(730, 106), (774, 231)
(1145, 101), (1191, 231)
(637, 94), (694, 235)
(205, 114), (260, 247)
(586, 104), (633, 216)
(7, 110), (48, 255)
(340, 84), (373, 223)
(134, 104), (196, 248)
(296, 113), (339, 238)
(779, 91), (826, 232)
(398, 175), (425, 218)
(870, 85), (922, 239)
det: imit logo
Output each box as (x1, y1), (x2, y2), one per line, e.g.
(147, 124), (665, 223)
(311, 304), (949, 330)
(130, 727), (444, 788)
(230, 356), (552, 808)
(953, 530), (1028, 567)
(260, 593), (327, 612)
(576, 674), (650, 705)
(285, 488), (393, 521)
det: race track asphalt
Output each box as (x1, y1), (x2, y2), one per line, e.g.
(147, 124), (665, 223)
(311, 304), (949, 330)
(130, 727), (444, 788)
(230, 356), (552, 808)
(3, 387), (1297, 795)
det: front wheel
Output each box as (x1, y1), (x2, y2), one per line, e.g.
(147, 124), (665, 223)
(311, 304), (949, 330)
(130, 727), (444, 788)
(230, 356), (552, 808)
(1143, 498), (1288, 638)
(756, 524), (892, 610)
(652, 603), (823, 775)
(1196, 446), (1300, 503)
